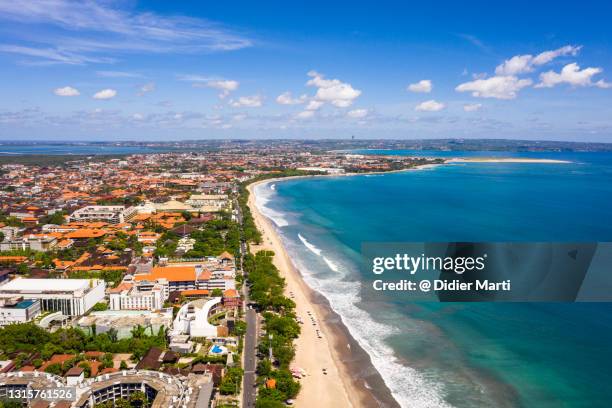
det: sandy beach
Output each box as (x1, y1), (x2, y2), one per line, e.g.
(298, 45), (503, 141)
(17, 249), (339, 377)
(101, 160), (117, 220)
(247, 180), (399, 408)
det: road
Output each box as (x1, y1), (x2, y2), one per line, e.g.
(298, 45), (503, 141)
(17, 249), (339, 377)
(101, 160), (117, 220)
(236, 195), (258, 408)
(243, 307), (257, 407)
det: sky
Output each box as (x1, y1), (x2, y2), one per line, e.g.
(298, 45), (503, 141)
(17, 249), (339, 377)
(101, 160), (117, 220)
(1, 0), (612, 142)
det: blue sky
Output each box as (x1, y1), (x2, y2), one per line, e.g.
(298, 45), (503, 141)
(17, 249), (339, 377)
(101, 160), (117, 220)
(1, 0), (612, 142)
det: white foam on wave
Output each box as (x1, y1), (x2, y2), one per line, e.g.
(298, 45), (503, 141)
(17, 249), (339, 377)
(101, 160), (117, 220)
(298, 233), (322, 256)
(253, 182), (289, 227)
(322, 256), (340, 272)
(286, 238), (453, 408)
(270, 183), (276, 190)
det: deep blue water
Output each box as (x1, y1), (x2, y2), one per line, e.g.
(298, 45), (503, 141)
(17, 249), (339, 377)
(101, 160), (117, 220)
(256, 151), (612, 408)
(0, 143), (167, 155)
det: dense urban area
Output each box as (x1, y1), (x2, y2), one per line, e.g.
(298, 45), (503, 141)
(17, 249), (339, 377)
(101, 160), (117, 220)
(0, 144), (437, 408)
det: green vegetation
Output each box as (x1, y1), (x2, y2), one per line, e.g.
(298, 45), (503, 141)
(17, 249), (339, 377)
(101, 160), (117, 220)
(0, 323), (167, 362)
(39, 211), (66, 225)
(91, 302), (108, 312)
(186, 218), (241, 258)
(243, 251), (300, 405)
(68, 269), (124, 288)
(0, 399), (22, 408)
(154, 217), (241, 259)
(219, 367), (244, 395)
(0, 214), (24, 228)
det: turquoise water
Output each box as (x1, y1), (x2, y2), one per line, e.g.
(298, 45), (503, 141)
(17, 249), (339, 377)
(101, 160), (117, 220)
(0, 143), (172, 155)
(255, 152), (612, 408)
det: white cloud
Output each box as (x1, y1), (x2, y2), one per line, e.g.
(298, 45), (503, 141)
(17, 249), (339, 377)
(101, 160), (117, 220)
(138, 82), (155, 96)
(415, 100), (445, 112)
(456, 76), (532, 99)
(495, 45), (581, 76)
(305, 100), (324, 111)
(93, 89), (117, 100)
(296, 110), (315, 119)
(0, 1), (253, 65)
(347, 108), (369, 118)
(229, 95), (262, 108)
(306, 70), (361, 108)
(204, 79), (239, 98)
(53, 86), (80, 96)
(463, 103), (482, 112)
(276, 92), (307, 105)
(536, 63), (611, 89)
(181, 76), (240, 98)
(96, 71), (142, 78)
(407, 79), (432, 93)
(132, 113), (144, 120)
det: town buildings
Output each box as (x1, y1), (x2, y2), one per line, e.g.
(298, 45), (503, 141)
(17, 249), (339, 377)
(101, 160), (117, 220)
(0, 278), (105, 316)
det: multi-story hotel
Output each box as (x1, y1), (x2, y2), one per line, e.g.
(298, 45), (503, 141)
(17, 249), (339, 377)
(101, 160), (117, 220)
(109, 281), (166, 311)
(69, 205), (137, 224)
(0, 278), (105, 316)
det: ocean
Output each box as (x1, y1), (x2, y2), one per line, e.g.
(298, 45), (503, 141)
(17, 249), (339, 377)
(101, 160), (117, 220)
(254, 151), (612, 408)
(0, 143), (172, 155)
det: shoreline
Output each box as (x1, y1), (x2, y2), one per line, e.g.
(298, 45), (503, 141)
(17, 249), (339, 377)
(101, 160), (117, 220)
(247, 180), (400, 408)
(243, 157), (572, 407)
(444, 158), (571, 164)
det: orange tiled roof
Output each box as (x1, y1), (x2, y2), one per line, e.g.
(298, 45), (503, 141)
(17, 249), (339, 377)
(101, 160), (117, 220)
(0, 256), (27, 263)
(223, 289), (239, 298)
(181, 289), (209, 296)
(134, 266), (210, 282)
(109, 282), (133, 293)
(65, 229), (107, 239)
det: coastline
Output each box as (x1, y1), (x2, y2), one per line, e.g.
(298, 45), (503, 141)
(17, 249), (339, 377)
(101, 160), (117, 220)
(247, 180), (400, 408)
(444, 158), (571, 163)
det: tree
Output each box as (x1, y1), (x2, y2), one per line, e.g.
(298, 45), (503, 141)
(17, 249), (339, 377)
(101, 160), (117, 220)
(120, 360), (128, 370)
(78, 361), (92, 378)
(211, 288), (223, 297)
(15, 263), (29, 275)
(255, 398), (285, 408)
(91, 302), (108, 312)
(219, 367), (243, 395)
(108, 327), (118, 343)
(130, 325), (146, 339)
(44, 363), (63, 375)
(256, 359), (272, 377)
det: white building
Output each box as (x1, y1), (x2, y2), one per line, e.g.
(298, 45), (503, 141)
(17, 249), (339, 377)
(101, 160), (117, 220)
(0, 235), (58, 252)
(0, 278), (105, 316)
(0, 298), (41, 326)
(297, 167), (345, 174)
(186, 194), (229, 211)
(170, 298), (222, 339)
(0, 226), (21, 242)
(176, 237), (196, 252)
(69, 205), (137, 224)
(109, 281), (166, 311)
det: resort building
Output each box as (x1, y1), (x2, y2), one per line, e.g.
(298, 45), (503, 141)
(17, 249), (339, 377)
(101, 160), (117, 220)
(0, 234), (58, 252)
(77, 309), (173, 339)
(0, 278), (105, 316)
(131, 263), (235, 296)
(186, 194), (229, 211)
(170, 298), (224, 338)
(109, 281), (166, 311)
(0, 370), (212, 408)
(0, 297), (41, 326)
(69, 205), (137, 224)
